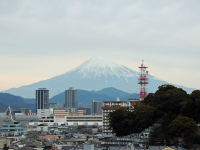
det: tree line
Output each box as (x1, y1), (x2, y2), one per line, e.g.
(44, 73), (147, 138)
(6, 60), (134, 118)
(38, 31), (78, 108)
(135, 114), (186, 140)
(109, 85), (200, 148)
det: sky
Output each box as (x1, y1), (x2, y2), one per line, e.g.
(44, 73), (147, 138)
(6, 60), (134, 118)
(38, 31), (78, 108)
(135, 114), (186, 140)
(0, 0), (199, 91)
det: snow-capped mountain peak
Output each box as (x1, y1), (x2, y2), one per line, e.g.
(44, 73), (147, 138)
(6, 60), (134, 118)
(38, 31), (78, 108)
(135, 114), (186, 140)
(4, 57), (194, 98)
(74, 57), (138, 78)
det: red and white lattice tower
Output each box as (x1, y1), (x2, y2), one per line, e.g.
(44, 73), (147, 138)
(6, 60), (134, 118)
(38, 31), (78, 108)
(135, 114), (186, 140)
(138, 60), (148, 100)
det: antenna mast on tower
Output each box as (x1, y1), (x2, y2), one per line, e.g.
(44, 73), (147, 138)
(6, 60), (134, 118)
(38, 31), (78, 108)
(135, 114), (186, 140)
(138, 60), (148, 100)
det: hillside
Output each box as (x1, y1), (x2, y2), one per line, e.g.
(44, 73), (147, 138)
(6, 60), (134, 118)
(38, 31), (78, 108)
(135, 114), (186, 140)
(0, 93), (35, 112)
(0, 87), (138, 111)
(50, 87), (139, 107)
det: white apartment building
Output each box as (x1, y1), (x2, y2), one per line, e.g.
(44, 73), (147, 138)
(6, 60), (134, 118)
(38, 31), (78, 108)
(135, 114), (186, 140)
(37, 108), (53, 118)
(53, 109), (102, 126)
(102, 100), (128, 135)
(66, 115), (102, 126)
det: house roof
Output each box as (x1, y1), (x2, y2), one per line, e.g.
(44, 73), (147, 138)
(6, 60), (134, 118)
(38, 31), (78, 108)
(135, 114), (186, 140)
(163, 147), (175, 150)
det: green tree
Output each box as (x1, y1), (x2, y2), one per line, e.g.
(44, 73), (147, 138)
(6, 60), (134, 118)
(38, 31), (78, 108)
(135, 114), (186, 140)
(154, 85), (188, 114)
(167, 115), (198, 147)
(108, 84), (200, 148)
(109, 108), (134, 136)
(109, 104), (155, 136)
(182, 90), (200, 122)
(132, 104), (155, 133)
(143, 85), (189, 116)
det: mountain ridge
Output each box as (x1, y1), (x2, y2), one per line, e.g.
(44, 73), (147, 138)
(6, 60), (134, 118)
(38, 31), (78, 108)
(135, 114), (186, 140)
(4, 57), (194, 98)
(0, 92), (35, 112)
(50, 87), (139, 107)
(0, 87), (138, 111)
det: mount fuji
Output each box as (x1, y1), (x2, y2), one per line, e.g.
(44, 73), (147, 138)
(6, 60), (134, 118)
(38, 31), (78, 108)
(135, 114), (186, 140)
(4, 57), (194, 98)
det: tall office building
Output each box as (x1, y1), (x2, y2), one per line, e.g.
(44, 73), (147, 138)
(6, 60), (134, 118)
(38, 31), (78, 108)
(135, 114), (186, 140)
(36, 88), (49, 110)
(92, 100), (103, 115)
(65, 87), (78, 112)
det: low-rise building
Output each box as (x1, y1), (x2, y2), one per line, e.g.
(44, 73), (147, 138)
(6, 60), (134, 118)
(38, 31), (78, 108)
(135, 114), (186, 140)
(54, 109), (69, 123)
(39, 117), (54, 122)
(78, 108), (91, 115)
(54, 109), (102, 126)
(0, 122), (24, 136)
(0, 138), (11, 149)
(66, 115), (102, 126)
(20, 108), (31, 115)
(37, 109), (53, 118)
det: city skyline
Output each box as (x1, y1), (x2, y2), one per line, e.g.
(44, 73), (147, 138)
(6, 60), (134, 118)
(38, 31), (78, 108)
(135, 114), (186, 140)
(0, 0), (199, 91)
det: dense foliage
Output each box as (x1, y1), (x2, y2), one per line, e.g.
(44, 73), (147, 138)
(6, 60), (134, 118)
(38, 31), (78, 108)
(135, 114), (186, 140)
(109, 105), (155, 136)
(109, 85), (200, 147)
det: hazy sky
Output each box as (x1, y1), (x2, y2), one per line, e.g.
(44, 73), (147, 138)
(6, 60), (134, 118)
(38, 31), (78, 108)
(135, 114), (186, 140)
(0, 0), (199, 91)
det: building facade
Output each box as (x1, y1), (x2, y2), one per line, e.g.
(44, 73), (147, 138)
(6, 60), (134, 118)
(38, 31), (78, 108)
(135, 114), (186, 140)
(0, 122), (24, 136)
(53, 109), (102, 126)
(78, 108), (91, 115)
(92, 100), (103, 115)
(36, 88), (49, 111)
(102, 100), (128, 135)
(65, 87), (78, 112)
(65, 115), (102, 126)
(54, 109), (69, 123)
(20, 108), (31, 114)
(37, 108), (53, 118)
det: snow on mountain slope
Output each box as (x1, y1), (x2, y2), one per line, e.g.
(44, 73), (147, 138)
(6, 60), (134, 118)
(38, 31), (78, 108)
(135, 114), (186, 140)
(4, 57), (194, 98)
(73, 57), (137, 78)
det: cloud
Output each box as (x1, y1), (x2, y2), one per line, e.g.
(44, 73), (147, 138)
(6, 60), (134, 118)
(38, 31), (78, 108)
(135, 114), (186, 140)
(0, 0), (199, 90)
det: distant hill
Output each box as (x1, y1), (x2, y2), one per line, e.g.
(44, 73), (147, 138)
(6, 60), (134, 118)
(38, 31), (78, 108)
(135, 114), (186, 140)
(0, 87), (138, 111)
(98, 87), (134, 98)
(0, 93), (35, 112)
(50, 87), (139, 107)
